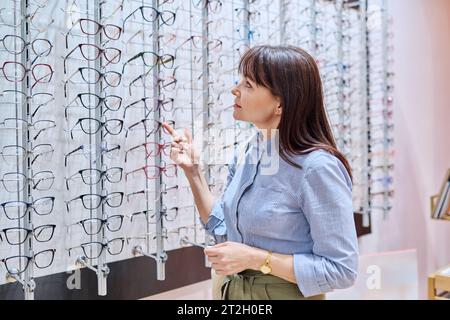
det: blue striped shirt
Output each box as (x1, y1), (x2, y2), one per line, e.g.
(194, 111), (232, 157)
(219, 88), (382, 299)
(203, 132), (359, 297)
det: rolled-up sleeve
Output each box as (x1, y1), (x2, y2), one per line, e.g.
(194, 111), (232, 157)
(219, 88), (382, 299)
(204, 201), (227, 243)
(293, 154), (359, 297)
(201, 152), (238, 243)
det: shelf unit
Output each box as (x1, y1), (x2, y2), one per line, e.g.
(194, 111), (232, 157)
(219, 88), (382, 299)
(428, 264), (450, 300)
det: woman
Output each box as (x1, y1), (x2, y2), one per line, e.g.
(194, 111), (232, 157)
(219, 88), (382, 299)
(162, 45), (358, 300)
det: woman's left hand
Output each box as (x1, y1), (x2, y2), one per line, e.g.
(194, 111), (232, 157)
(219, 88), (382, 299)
(204, 241), (263, 276)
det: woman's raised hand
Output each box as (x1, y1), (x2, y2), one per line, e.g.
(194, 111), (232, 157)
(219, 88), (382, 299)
(162, 122), (200, 172)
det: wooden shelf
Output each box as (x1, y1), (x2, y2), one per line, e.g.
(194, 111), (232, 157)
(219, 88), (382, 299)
(354, 212), (372, 238)
(430, 195), (450, 220)
(430, 168), (450, 220)
(428, 264), (450, 300)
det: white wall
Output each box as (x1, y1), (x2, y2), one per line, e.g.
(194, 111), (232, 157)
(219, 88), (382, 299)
(358, 0), (450, 299)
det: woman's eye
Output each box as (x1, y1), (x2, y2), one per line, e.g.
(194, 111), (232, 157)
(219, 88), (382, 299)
(245, 81), (252, 88)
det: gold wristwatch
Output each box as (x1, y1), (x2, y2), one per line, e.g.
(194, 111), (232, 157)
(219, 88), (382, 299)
(259, 250), (272, 274)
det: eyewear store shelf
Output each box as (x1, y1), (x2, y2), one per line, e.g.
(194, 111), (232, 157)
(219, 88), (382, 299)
(0, 0), (447, 301)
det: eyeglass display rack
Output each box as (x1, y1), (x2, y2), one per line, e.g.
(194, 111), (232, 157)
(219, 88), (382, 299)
(0, 0), (56, 300)
(368, 0), (393, 221)
(63, 0), (119, 296)
(0, 0), (394, 299)
(11, 0), (35, 301)
(124, 0), (171, 283)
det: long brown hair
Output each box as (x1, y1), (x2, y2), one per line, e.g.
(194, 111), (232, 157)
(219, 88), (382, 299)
(239, 45), (352, 180)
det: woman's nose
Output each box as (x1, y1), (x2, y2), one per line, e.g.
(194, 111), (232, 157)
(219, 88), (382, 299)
(231, 86), (239, 97)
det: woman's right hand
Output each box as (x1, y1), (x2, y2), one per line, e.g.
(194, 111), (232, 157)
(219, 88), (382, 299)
(162, 122), (200, 173)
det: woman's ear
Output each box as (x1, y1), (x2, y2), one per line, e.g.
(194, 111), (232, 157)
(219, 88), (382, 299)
(275, 97), (282, 115)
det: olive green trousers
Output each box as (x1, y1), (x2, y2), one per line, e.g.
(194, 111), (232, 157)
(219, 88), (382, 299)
(220, 269), (326, 300)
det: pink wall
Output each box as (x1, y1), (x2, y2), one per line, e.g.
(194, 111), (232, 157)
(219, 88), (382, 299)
(358, 0), (450, 299)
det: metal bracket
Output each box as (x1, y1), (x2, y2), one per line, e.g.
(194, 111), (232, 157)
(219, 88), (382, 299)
(180, 236), (214, 268)
(132, 245), (168, 280)
(132, 245), (168, 263)
(6, 272), (36, 293)
(76, 256), (109, 296)
(76, 256), (110, 276)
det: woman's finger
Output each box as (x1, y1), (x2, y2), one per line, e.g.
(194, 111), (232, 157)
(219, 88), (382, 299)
(204, 246), (219, 256)
(171, 147), (182, 155)
(162, 122), (179, 139)
(174, 135), (188, 143)
(184, 128), (193, 143)
(171, 142), (183, 149)
(207, 255), (220, 263)
(178, 141), (189, 149)
(214, 269), (226, 275)
(173, 136), (188, 144)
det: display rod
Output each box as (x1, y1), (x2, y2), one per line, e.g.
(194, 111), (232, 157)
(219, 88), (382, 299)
(381, 0), (390, 219)
(153, 0), (166, 281)
(361, 0), (371, 227)
(94, 0), (109, 296)
(21, 0), (36, 300)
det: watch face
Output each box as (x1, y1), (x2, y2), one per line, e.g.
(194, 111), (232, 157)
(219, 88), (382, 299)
(260, 264), (271, 274)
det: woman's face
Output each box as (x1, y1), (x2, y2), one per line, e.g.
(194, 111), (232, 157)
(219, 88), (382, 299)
(231, 76), (281, 129)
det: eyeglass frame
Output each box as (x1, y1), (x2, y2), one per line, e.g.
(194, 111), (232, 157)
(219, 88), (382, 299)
(0, 171), (55, 193)
(0, 143), (54, 165)
(0, 196), (55, 220)
(67, 237), (125, 259)
(68, 117), (124, 139)
(0, 224), (56, 245)
(122, 6), (176, 31)
(63, 43), (122, 73)
(125, 141), (171, 162)
(0, 249), (56, 275)
(65, 192), (124, 212)
(64, 18), (122, 48)
(65, 93), (122, 119)
(64, 143), (120, 167)
(69, 215), (124, 236)
(0, 61), (54, 90)
(125, 164), (177, 181)
(65, 167), (123, 190)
